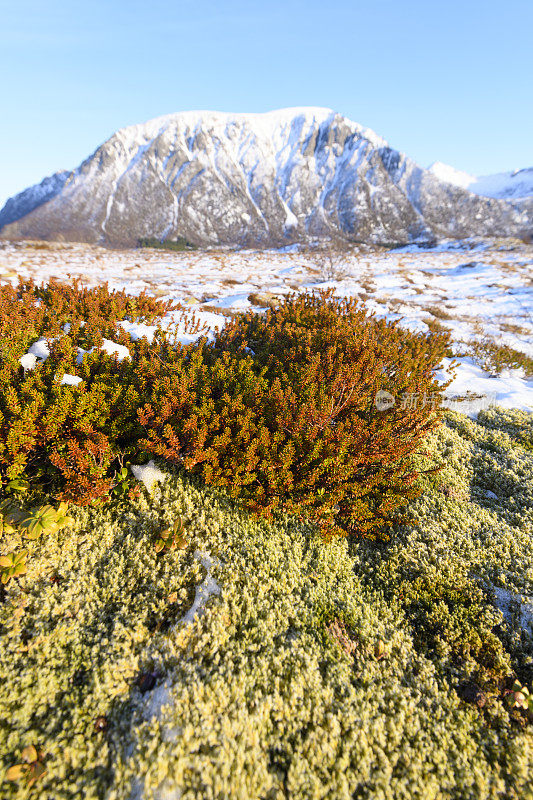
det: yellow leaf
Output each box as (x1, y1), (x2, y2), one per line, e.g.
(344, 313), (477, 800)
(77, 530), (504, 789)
(1, 521), (17, 534)
(6, 764), (25, 781)
(21, 745), (37, 763)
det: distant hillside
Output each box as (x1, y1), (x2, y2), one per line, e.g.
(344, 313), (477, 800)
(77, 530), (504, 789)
(429, 161), (533, 201)
(1, 108), (531, 247)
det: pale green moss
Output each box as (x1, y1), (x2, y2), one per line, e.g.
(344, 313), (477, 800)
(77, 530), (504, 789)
(1, 409), (532, 799)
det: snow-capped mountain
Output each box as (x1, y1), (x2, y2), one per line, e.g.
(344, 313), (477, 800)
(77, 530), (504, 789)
(1, 108), (530, 248)
(429, 162), (533, 201)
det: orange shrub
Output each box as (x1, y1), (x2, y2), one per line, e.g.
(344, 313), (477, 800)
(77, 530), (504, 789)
(1, 282), (451, 539)
(0, 279), (201, 504)
(141, 290), (452, 538)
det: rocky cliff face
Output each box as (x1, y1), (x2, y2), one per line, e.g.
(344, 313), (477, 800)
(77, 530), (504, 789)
(1, 108), (530, 247)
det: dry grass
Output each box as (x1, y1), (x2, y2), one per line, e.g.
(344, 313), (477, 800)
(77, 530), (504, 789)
(467, 339), (533, 377)
(496, 321), (531, 337)
(427, 305), (455, 321)
(423, 317), (453, 335)
(199, 304), (243, 318)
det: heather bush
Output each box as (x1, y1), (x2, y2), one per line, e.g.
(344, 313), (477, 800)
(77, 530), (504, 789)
(1, 281), (452, 538)
(198, 290), (452, 537)
(0, 278), (202, 504)
(139, 291), (453, 538)
(469, 337), (533, 378)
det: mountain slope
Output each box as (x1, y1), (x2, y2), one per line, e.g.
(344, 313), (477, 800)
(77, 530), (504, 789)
(1, 108), (530, 247)
(430, 161), (533, 201)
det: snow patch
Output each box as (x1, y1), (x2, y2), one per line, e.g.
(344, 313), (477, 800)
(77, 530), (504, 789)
(19, 352), (38, 371)
(130, 460), (166, 492)
(28, 337), (52, 360)
(76, 338), (130, 364)
(178, 549), (221, 626)
(59, 374), (82, 386)
(101, 338), (130, 361)
(437, 357), (533, 416)
(19, 336), (59, 369)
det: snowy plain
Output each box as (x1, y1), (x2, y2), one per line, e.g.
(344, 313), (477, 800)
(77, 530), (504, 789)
(1, 237), (532, 415)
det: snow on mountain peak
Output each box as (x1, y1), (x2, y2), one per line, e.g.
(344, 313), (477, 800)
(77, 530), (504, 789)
(1, 108), (530, 248)
(429, 162), (476, 190)
(429, 161), (533, 200)
(112, 107), (388, 152)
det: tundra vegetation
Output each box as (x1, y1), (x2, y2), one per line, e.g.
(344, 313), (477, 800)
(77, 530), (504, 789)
(137, 236), (198, 251)
(0, 279), (451, 537)
(0, 280), (532, 799)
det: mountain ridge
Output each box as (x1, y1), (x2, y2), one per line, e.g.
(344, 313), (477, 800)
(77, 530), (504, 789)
(429, 161), (533, 202)
(1, 108), (531, 247)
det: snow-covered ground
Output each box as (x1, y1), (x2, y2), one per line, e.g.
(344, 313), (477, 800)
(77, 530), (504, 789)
(1, 238), (532, 414)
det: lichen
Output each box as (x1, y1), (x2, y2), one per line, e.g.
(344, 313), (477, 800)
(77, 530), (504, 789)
(1, 408), (532, 799)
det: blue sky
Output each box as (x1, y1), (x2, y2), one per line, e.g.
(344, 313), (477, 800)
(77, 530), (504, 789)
(1, 0), (531, 206)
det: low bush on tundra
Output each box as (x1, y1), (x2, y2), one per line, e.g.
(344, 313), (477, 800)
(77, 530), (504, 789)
(1, 280), (452, 539)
